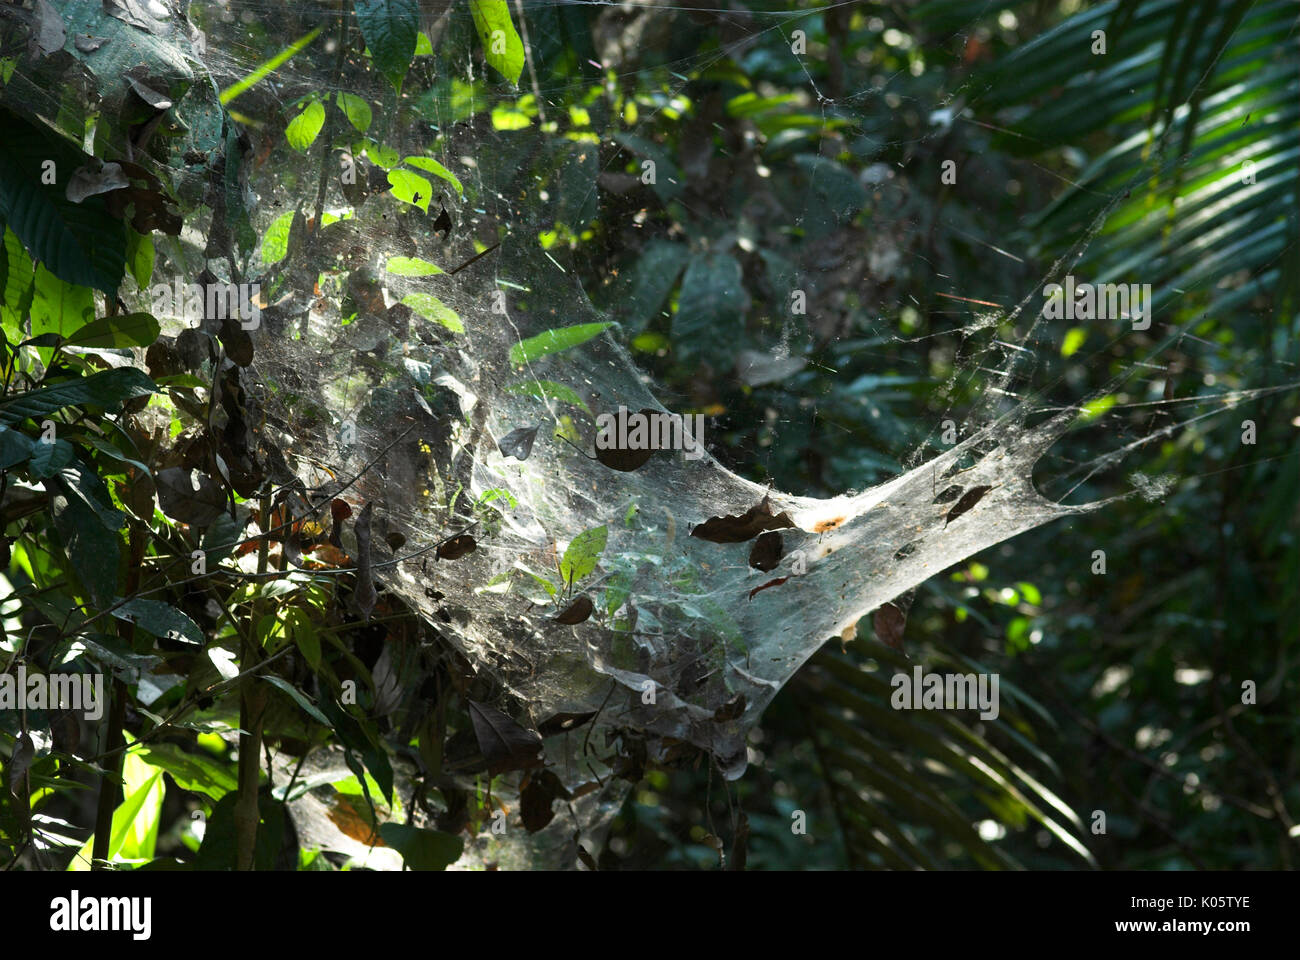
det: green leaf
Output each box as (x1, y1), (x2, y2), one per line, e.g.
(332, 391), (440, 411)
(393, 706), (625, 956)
(509, 322), (611, 365)
(378, 822), (463, 870)
(387, 168), (432, 212)
(503, 379), (591, 414)
(0, 368), (157, 424)
(356, 139), (400, 169)
(468, 0), (525, 85)
(69, 750), (164, 870)
(62, 312), (160, 349)
(1, 226), (35, 321)
(27, 438), (74, 479)
(125, 230), (155, 288)
(55, 461), (125, 531)
(0, 108), (125, 295)
(402, 156), (464, 198)
(675, 252), (747, 362)
(113, 598), (204, 645)
(559, 525), (607, 588)
(624, 240), (689, 330)
(354, 0), (419, 92)
(335, 91), (372, 132)
(402, 293), (462, 332)
(285, 607), (321, 671)
(50, 487), (121, 606)
(260, 210), (295, 265)
(1061, 327), (1086, 358)
(285, 99), (326, 153)
(138, 742), (237, 800)
(385, 255), (443, 276)
(221, 27), (322, 105)
(263, 676), (332, 727)
(0, 424), (34, 469)
(31, 265), (95, 341)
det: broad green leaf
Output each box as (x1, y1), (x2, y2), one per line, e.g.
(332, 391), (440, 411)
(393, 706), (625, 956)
(285, 607), (321, 671)
(509, 322), (611, 365)
(285, 99), (326, 153)
(378, 822), (463, 870)
(503, 379), (591, 414)
(261, 210), (294, 265)
(1, 226), (35, 322)
(402, 293), (462, 332)
(0, 109), (125, 295)
(357, 138), (400, 169)
(625, 240), (689, 329)
(385, 255), (443, 276)
(63, 312), (160, 349)
(113, 598), (204, 645)
(674, 252), (746, 362)
(335, 91), (372, 132)
(125, 230), (154, 288)
(49, 483), (122, 605)
(31, 264), (95, 340)
(468, 0), (525, 85)
(0, 424), (34, 469)
(27, 438), (74, 479)
(0, 368), (157, 423)
(387, 168), (432, 212)
(1061, 327), (1086, 357)
(138, 742), (237, 800)
(402, 156), (464, 198)
(354, 0), (419, 92)
(559, 524), (607, 588)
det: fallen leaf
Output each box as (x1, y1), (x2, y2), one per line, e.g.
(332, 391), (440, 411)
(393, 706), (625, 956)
(553, 594), (593, 624)
(712, 693), (746, 722)
(594, 444), (654, 472)
(537, 712), (597, 737)
(748, 531), (783, 571)
(154, 467), (226, 526)
(945, 485), (993, 526)
(328, 498), (352, 548)
(433, 204), (453, 240)
(467, 700), (544, 777)
(693, 495), (796, 544)
(593, 407), (658, 472)
(498, 425), (539, 461)
(873, 602), (906, 652)
(74, 34), (110, 52)
(521, 769), (571, 833)
(436, 534), (477, 561)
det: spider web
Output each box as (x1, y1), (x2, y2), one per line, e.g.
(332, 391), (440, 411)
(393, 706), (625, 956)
(17, 0), (1291, 867)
